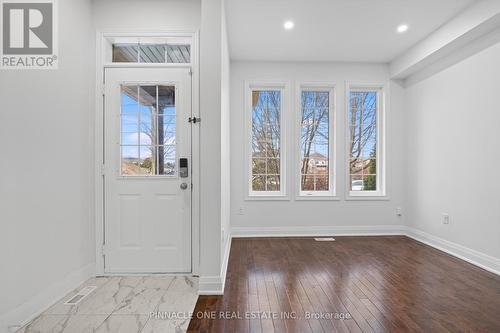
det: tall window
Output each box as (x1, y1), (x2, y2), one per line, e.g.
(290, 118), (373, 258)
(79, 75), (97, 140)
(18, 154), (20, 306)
(348, 87), (384, 195)
(248, 85), (285, 196)
(299, 87), (334, 196)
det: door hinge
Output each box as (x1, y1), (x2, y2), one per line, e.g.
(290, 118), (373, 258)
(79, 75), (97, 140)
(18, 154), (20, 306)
(188, 117), (201, 124)
(101, 244), (107, 256)
(100, 164), (105, 176)
(188, 68), (193, 76)
(101, 85), (105, 96)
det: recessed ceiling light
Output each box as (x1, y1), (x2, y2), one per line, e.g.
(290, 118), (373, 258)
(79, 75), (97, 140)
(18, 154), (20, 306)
(284, 20), (295, 30)
(397, 24), (409, 33)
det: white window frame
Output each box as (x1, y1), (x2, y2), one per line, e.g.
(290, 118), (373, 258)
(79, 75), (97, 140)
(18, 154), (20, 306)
(118, 82), (179, 178)
(245, 81), (289, 200)
(345, 83), (386, 198)
(295, 83), (337, 200)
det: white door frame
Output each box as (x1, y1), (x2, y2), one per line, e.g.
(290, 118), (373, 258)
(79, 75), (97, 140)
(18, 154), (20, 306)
(94, 31), (200, 276)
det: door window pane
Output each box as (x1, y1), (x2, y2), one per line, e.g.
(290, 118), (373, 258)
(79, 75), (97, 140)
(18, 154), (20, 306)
(139, 146), (154, 175)
(159, 158), (176, 175)
(121, 146), (140, 175)
(120, 85), (177, 176)
(158, 145), (176, 176)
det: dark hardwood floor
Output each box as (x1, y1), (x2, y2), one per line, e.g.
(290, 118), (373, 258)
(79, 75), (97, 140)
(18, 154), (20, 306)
(187, 236), (500, 333)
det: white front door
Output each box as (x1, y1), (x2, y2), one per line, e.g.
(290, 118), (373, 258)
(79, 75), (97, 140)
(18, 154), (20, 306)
(104, 67), (192, 273)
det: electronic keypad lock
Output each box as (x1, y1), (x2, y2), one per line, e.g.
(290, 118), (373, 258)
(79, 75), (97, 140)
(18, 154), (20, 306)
(179, 158), (188, 178)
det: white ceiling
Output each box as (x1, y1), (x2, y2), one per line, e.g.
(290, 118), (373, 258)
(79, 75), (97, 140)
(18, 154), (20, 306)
(225, 0), (475, 63)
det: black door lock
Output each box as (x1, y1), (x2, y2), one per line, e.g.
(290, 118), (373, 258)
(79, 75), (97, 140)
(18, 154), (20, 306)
(179, 158), (188, 178)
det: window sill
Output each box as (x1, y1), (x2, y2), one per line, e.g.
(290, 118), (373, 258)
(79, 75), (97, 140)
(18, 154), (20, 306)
(245, 195), (289, 201)
(295, 194), (340, 201)
(345, 194), (390, 201)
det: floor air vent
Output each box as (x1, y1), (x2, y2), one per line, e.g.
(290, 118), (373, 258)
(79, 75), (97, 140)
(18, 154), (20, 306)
(64, 286), (97, 305)
(314, 237), (336, 241)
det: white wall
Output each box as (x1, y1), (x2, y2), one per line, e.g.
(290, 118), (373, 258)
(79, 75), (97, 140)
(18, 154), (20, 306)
(0, 0), (94, 331)
(198, 0), (224, 293)
(92, 0), (201, 32)
(405, 41), (500, 261)
(220, 2), (231, 267)
(230, 62), (407, 234)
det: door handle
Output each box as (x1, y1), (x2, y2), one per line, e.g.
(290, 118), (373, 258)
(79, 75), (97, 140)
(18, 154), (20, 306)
(180, 183), (188, 190)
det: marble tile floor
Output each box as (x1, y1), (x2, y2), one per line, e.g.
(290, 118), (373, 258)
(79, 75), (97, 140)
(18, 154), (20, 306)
(16, 276), (199, 333)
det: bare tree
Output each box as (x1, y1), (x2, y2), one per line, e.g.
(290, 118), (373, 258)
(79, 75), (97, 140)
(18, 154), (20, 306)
(300, 92), (329, 190)
(134, 86), (176, 175)
(349, 92), (377, 184)
(251, 91), (281, 190)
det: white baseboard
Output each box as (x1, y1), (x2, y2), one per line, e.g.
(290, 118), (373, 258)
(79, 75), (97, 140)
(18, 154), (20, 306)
(405, 227), (500, 276)
(0, 262), (95, 333)
(220, 236), (232, 293)
(198, 275), (224, 295)
(231, 225), (407, 238)
(198, 235), (232, 296)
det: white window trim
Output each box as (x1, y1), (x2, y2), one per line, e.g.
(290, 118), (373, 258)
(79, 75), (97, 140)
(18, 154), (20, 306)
(345, 82), (387, 199)
(295, 82), (338, 200)
(244, 81), (289, 200)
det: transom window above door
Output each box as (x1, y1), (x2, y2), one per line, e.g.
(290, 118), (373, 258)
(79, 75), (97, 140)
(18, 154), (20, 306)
(120, 85), (177, 176)
(113, 43), (191, 64)
(102, 36), (193, 64)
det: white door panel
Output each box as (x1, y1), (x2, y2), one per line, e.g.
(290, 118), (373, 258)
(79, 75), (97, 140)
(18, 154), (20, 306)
(104, 67), (191, 273)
